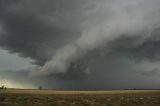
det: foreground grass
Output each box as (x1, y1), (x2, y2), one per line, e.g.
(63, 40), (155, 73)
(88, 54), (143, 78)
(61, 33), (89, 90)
(0, 89), (160, 106)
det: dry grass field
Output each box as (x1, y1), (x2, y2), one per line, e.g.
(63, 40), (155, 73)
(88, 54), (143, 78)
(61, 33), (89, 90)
(0, 89), (160, 106)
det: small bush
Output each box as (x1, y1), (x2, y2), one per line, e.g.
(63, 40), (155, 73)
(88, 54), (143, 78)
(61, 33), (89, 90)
(0, 96), (5, 102)
(39, 86), (42, 90)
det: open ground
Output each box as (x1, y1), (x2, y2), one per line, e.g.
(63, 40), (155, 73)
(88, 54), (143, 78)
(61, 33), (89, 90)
(0, 89), (160, 106)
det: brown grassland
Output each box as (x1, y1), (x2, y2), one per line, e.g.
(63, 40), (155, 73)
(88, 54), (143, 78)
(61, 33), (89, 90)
(0, 89), (160, 106)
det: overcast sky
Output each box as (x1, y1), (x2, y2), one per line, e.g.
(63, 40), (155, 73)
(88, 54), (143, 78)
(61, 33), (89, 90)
(0, 0), (160, 89)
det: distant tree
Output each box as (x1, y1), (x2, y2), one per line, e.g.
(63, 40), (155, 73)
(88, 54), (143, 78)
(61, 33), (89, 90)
(133, 88), (137, 90)
(39, 86), (42, 90)
(0, 85), (6, 90)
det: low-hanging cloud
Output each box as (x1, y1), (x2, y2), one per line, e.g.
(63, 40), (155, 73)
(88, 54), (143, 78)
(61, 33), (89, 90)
(0, 0), (160, 81)
(36, 0), (160, 76)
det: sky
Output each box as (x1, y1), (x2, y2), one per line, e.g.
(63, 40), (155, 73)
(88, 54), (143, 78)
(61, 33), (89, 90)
(0, 0), (160, 89)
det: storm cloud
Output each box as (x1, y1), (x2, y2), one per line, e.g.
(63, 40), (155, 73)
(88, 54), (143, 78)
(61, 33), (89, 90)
(0, 0), (160, 89)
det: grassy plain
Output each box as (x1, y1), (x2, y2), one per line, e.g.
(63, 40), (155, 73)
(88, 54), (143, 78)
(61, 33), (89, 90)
(0, 89), (160, 106)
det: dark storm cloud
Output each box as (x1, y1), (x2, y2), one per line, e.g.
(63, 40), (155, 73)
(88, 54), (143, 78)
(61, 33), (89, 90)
(36, 0), (160, 76)
(0, 0), (84, 65)
(0, 0), (97, 77)
(140, 69), (160, 77)
(0, 0), (160, 89)
(108, 32), (160, 62)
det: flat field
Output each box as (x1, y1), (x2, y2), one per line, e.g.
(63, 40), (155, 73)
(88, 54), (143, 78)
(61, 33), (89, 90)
(0, 89), (160, 106)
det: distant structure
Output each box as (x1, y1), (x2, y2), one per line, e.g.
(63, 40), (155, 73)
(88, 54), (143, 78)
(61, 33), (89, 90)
(39, 86), (43, 90)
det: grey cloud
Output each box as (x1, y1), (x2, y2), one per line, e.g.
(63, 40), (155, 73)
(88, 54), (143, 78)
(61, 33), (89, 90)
(0, 0), (160, 89)
(0, 0), (83, 65)
(37, 0), (160, 75)
(1, 55), (160, 89)
(107, 35), (160, 62)
(0, 58), (158, 90)
(140, 69), (160, 77)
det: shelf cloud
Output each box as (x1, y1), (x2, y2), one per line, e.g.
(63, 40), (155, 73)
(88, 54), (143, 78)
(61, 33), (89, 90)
(0, 0), (160, 89)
